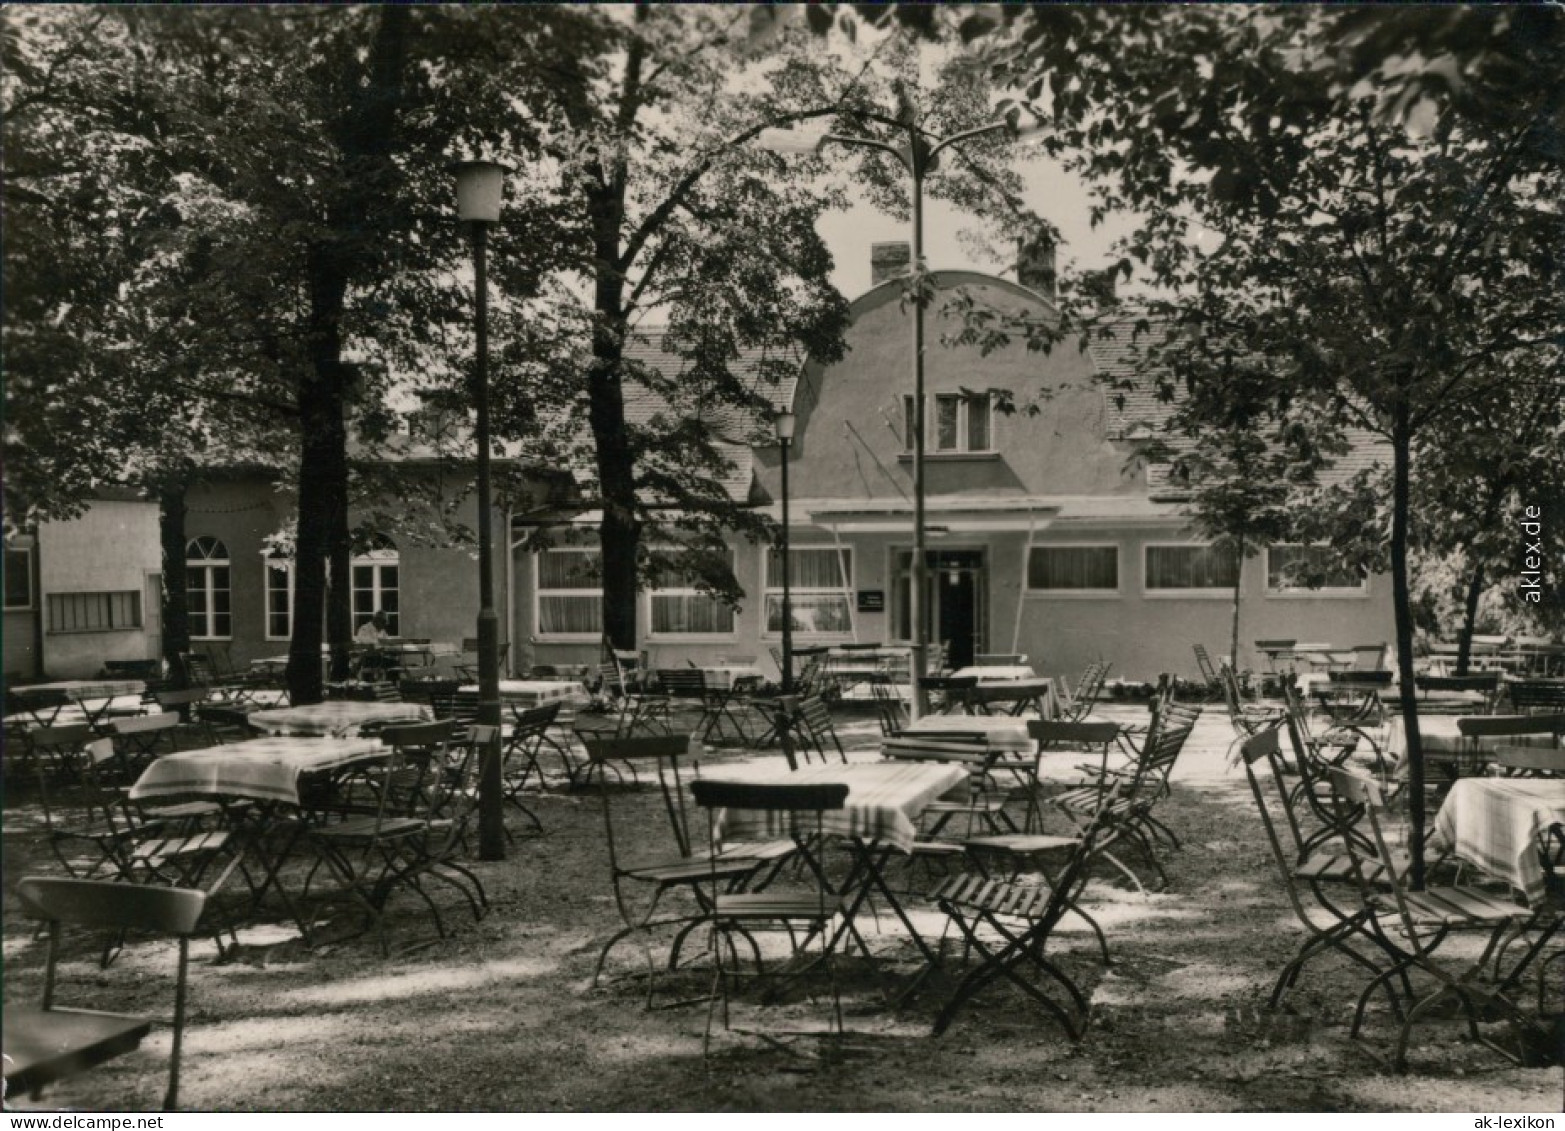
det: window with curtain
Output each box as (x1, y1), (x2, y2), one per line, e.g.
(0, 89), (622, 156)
(649, 551), (736, 637)
(1266, 544), (1366, 592)
(536, 547), (602, 638)
(47, 591), (142, 633)
(1144, 544), (1238, 591)
(265, 556), (293, 639)
(764, 546), (852, 637)
(1027, 545), (1119, 592)
(351, 539), (400, 635)
(186, 536), (232, 639)
(903, 393), (994, 452)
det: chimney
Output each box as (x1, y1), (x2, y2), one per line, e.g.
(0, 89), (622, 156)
(871, 241), (911, 286)
(1017, 234), (1057, 303)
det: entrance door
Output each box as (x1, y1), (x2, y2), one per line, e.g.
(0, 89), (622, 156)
(893, 549), (986, 670)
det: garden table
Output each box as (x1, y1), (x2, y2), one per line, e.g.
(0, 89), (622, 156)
(902, 714), (1033, 752)
(128, 735), (391, 942)
(950, 664), (1036, 682)
(691, 665), (763, 691)
(965, 678), (1059, 719)
(1388, 715), (1560, 778)
(1432, 778), (1565, 905)
(458, 679), (587, 706)
(247, 700), (429, 737)
(712, 761), (968, 971)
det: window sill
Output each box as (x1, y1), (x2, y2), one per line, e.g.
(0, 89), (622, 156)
(1023, 590), (1123, 599)
(897, 452), (1002, 463)
(1142, 590), (1233, 600)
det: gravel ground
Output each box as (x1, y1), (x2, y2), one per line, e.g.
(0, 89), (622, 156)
(3, 703), (1562, 1112)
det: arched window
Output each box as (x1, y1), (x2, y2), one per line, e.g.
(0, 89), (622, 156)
(352, 534), (399, 636)
(186, 536), (232, 639)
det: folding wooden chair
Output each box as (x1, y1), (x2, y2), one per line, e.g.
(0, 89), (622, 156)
(7, 877), (206, 1110)
(110, 712), (183, 774)
(1056, 660), (1110, 722)
(1326, 767), (1539, 1072)
(1192, 644), (1223, 700)
(927, 788), (1118, 1040)
(689, 778), (851, 1058)
(578, 733), (760, 1006)
(1239, 726), (1411, 1014)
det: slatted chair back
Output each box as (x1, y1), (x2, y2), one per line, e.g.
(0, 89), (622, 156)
(449, 688), (480, 726)
(866, 670), (908, 738)
(1509, 680), (1565, 715)
(177, 653), (219, 689)
(1059, 660), (1110, 722)
(926, 639), (950, 676)
(792, 694), (847, 764)
(12, 877), (206, 1110)
(1456, 713), (1565, 740)
(1136, 702), (1201, 798)
(656, 668), (708, 701)
(1494, 745), (1565, 776)
(502, 701), (567, 801)
(1240, 726), (1315, 874)
(1192, 644), (1220, 688)
(375, 718), (459, 812)
(424, 724), (496, 838)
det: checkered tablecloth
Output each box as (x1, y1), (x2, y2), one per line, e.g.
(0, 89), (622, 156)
(459, 680), (587, 706)
(247, 701), (430, 737)
(711, 762), (967, 854)
(1388, 716), (1560, 776)
(127, 736), (388, 806)
(1432, 778), (1565, 903)
(903, 715), (1034, 752)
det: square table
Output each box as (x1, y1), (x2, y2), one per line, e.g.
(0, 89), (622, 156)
(903, 714), (1034, 752)
(128, 736), (392, 942)
(965, 678), (1059, 719)
(1432, 778), (1565, 904)
(458, 679), (588, 707)
(129, 735), (388, 807)
(711, 761), (968, 972)
(247, 701), (430, 738)
(950, 664), (1036, 682)
(1388, 715), (1560, 777)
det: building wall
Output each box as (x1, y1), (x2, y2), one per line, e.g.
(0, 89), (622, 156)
(37, 500), (162, 677)
(184, 470), (509, 672)
(4, 535), (40, 680)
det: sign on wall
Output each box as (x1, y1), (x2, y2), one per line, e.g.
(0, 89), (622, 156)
(856, 590), (885, 613)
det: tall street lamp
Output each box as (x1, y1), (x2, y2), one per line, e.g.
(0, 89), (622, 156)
(452, 158), (510, 861)
(774, 408), (796, 694)
(758, 112), (1040, 719)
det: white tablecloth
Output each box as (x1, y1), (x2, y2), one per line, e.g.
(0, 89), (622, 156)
(247, 701), (430, 737)
(459, 680), (587, 706)
(951, 665), (1036, 682)
(128, 736), (387, 806)
(902, 715), (1034, 752)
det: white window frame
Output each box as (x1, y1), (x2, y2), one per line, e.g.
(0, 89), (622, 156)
(1265, 543), (1370, 598)
(4, 544), (34, 611)
(647, 547), (738, 642)
(762, 545), (854, 641)
(534, 546), (603, 642)
(351, 545), (400, 636)
(1025, 543), (1121, 598)
(264, 556), (293, 640)
(902, 392), (996, 454)
(186, 536), (233, 640)
(1142, 542), (1237, 599)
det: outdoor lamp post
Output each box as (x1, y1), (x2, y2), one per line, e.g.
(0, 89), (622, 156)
(774, 409), (796, 694)
(452, 158), (510, 861)
(757, 112), (1041, 719)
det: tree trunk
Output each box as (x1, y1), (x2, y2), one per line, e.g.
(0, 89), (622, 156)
(327, 516), (353, 681)
(157, 473), (191, 688)
(1453, 560), (1486, 676)
(1229, 536), (1244, 677)
(289, 357), (348, 706)
(585, 169), (640, 653)
(1390, 402), (1426, 889)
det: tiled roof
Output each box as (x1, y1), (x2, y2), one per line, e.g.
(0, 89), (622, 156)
(1085, 315), (1390, 500)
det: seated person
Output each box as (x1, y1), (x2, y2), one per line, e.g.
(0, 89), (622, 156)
(356, 610), (391, 644)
